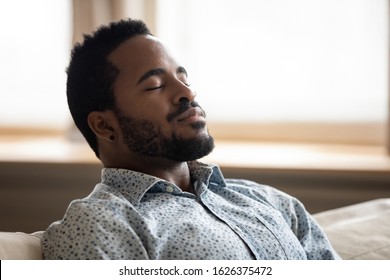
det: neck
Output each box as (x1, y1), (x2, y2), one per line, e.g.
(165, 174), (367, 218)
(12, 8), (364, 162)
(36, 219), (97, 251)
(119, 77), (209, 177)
(102, 151), (193, 193)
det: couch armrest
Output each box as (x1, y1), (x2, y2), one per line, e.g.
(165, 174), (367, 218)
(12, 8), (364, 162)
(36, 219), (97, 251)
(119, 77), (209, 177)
(314, 198), (390, 259)
(0, 231), (43, 260)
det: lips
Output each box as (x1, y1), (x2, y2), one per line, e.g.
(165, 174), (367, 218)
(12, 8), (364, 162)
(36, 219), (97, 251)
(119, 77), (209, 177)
(176, 107), (205, 122)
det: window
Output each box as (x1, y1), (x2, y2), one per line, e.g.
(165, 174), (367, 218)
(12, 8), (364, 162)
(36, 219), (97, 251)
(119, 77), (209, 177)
(1, 0), (388, 147)
(0, 0), (72, 130)
(155, 0), (389, 145)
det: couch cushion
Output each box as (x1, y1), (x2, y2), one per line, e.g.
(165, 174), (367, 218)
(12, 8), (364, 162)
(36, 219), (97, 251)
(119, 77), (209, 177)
(0, 231), (43, 260)
(314, 198), (390, 260)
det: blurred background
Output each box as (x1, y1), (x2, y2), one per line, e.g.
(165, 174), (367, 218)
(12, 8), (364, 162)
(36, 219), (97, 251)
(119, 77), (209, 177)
(0, 0), (389, 232)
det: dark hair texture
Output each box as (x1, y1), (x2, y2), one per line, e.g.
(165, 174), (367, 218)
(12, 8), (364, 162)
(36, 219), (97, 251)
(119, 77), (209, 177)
(66, 19), (151, 158)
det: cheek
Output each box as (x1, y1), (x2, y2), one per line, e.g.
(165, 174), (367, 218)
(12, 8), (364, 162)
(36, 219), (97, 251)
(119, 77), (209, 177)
(140, 104), (170, 124)
(134, 102), (173, 134)
(114, 92), (173, 132)
(117, 97), (168, 120)
(144, 98), (173, 122)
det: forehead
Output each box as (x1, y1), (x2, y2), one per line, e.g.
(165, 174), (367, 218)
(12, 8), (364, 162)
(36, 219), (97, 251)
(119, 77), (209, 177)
(108, 35), (177, 80)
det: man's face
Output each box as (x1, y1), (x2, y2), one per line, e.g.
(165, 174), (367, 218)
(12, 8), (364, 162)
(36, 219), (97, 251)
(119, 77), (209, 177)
(108, 35), (214, 161)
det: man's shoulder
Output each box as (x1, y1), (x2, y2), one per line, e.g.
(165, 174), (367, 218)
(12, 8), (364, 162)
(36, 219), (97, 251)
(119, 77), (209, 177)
(43, 183), (134, 241)
(68, 183), (131, 210)
(47, 183), (132, 228)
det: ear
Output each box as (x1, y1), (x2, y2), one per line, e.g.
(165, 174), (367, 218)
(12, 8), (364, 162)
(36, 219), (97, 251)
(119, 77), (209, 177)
(87, 111), (117, 142)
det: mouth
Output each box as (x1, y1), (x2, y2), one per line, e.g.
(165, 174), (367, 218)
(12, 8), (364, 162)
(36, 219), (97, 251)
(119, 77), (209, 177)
(176, 107), (206, 122)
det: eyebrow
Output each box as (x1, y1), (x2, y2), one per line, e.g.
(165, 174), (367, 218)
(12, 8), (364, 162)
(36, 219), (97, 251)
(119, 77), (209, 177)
(177, 66), (188, 77)
(137, 66), (188, 85)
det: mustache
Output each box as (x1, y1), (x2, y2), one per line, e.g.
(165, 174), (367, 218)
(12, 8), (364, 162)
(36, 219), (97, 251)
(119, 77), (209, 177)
(167, 100), (206, 122)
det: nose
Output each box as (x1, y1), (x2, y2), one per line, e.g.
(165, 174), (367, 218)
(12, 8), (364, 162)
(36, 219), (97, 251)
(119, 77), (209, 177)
(172, 81), (196, 105)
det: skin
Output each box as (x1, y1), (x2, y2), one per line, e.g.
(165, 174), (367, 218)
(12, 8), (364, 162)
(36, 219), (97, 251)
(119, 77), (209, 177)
(87, 35), (211, 193)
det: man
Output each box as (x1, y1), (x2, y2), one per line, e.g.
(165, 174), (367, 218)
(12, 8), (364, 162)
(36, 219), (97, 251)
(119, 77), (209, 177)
(43, 19), (339, 260)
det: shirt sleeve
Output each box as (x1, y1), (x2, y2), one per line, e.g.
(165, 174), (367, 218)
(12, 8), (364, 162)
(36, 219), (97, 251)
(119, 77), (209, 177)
(263, 187), (341, 260)
(42, 200), (149, 260)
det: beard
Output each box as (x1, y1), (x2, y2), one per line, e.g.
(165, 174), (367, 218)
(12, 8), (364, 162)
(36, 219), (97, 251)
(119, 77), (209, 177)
(114, 106), (215, 162)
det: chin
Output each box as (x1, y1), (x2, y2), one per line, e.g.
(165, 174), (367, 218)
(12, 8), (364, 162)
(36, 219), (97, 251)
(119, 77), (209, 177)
(190, 121), (207, 130)
(168, 131), (215, 162)
(175, 122), (209, 140)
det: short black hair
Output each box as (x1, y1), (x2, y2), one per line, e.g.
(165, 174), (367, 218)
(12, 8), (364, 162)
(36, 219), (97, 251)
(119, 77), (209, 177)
(66, 19), (151, 158)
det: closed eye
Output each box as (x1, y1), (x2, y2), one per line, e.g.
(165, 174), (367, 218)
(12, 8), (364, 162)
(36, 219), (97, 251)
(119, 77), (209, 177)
(145, 85), (164, 91)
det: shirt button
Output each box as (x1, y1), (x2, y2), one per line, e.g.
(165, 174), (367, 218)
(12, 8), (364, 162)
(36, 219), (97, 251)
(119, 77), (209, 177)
(165, 186), (174, 193)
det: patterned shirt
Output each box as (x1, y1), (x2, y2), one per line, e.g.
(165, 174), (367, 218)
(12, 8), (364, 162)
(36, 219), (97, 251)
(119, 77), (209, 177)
(43, 161), (339, 260)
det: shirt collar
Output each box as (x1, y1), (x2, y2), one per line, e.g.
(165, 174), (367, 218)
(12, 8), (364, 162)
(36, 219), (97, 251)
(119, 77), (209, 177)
(100, 161), (226, 206)
(188, 161), (227, 187)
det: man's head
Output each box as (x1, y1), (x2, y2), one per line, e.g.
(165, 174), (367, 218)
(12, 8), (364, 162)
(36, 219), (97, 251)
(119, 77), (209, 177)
(67, 19), (214, 164)
(67, 19), (151, 157)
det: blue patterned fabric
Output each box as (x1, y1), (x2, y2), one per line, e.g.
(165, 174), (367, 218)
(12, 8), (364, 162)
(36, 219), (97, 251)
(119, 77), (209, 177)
(43, 161), (339, 260)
